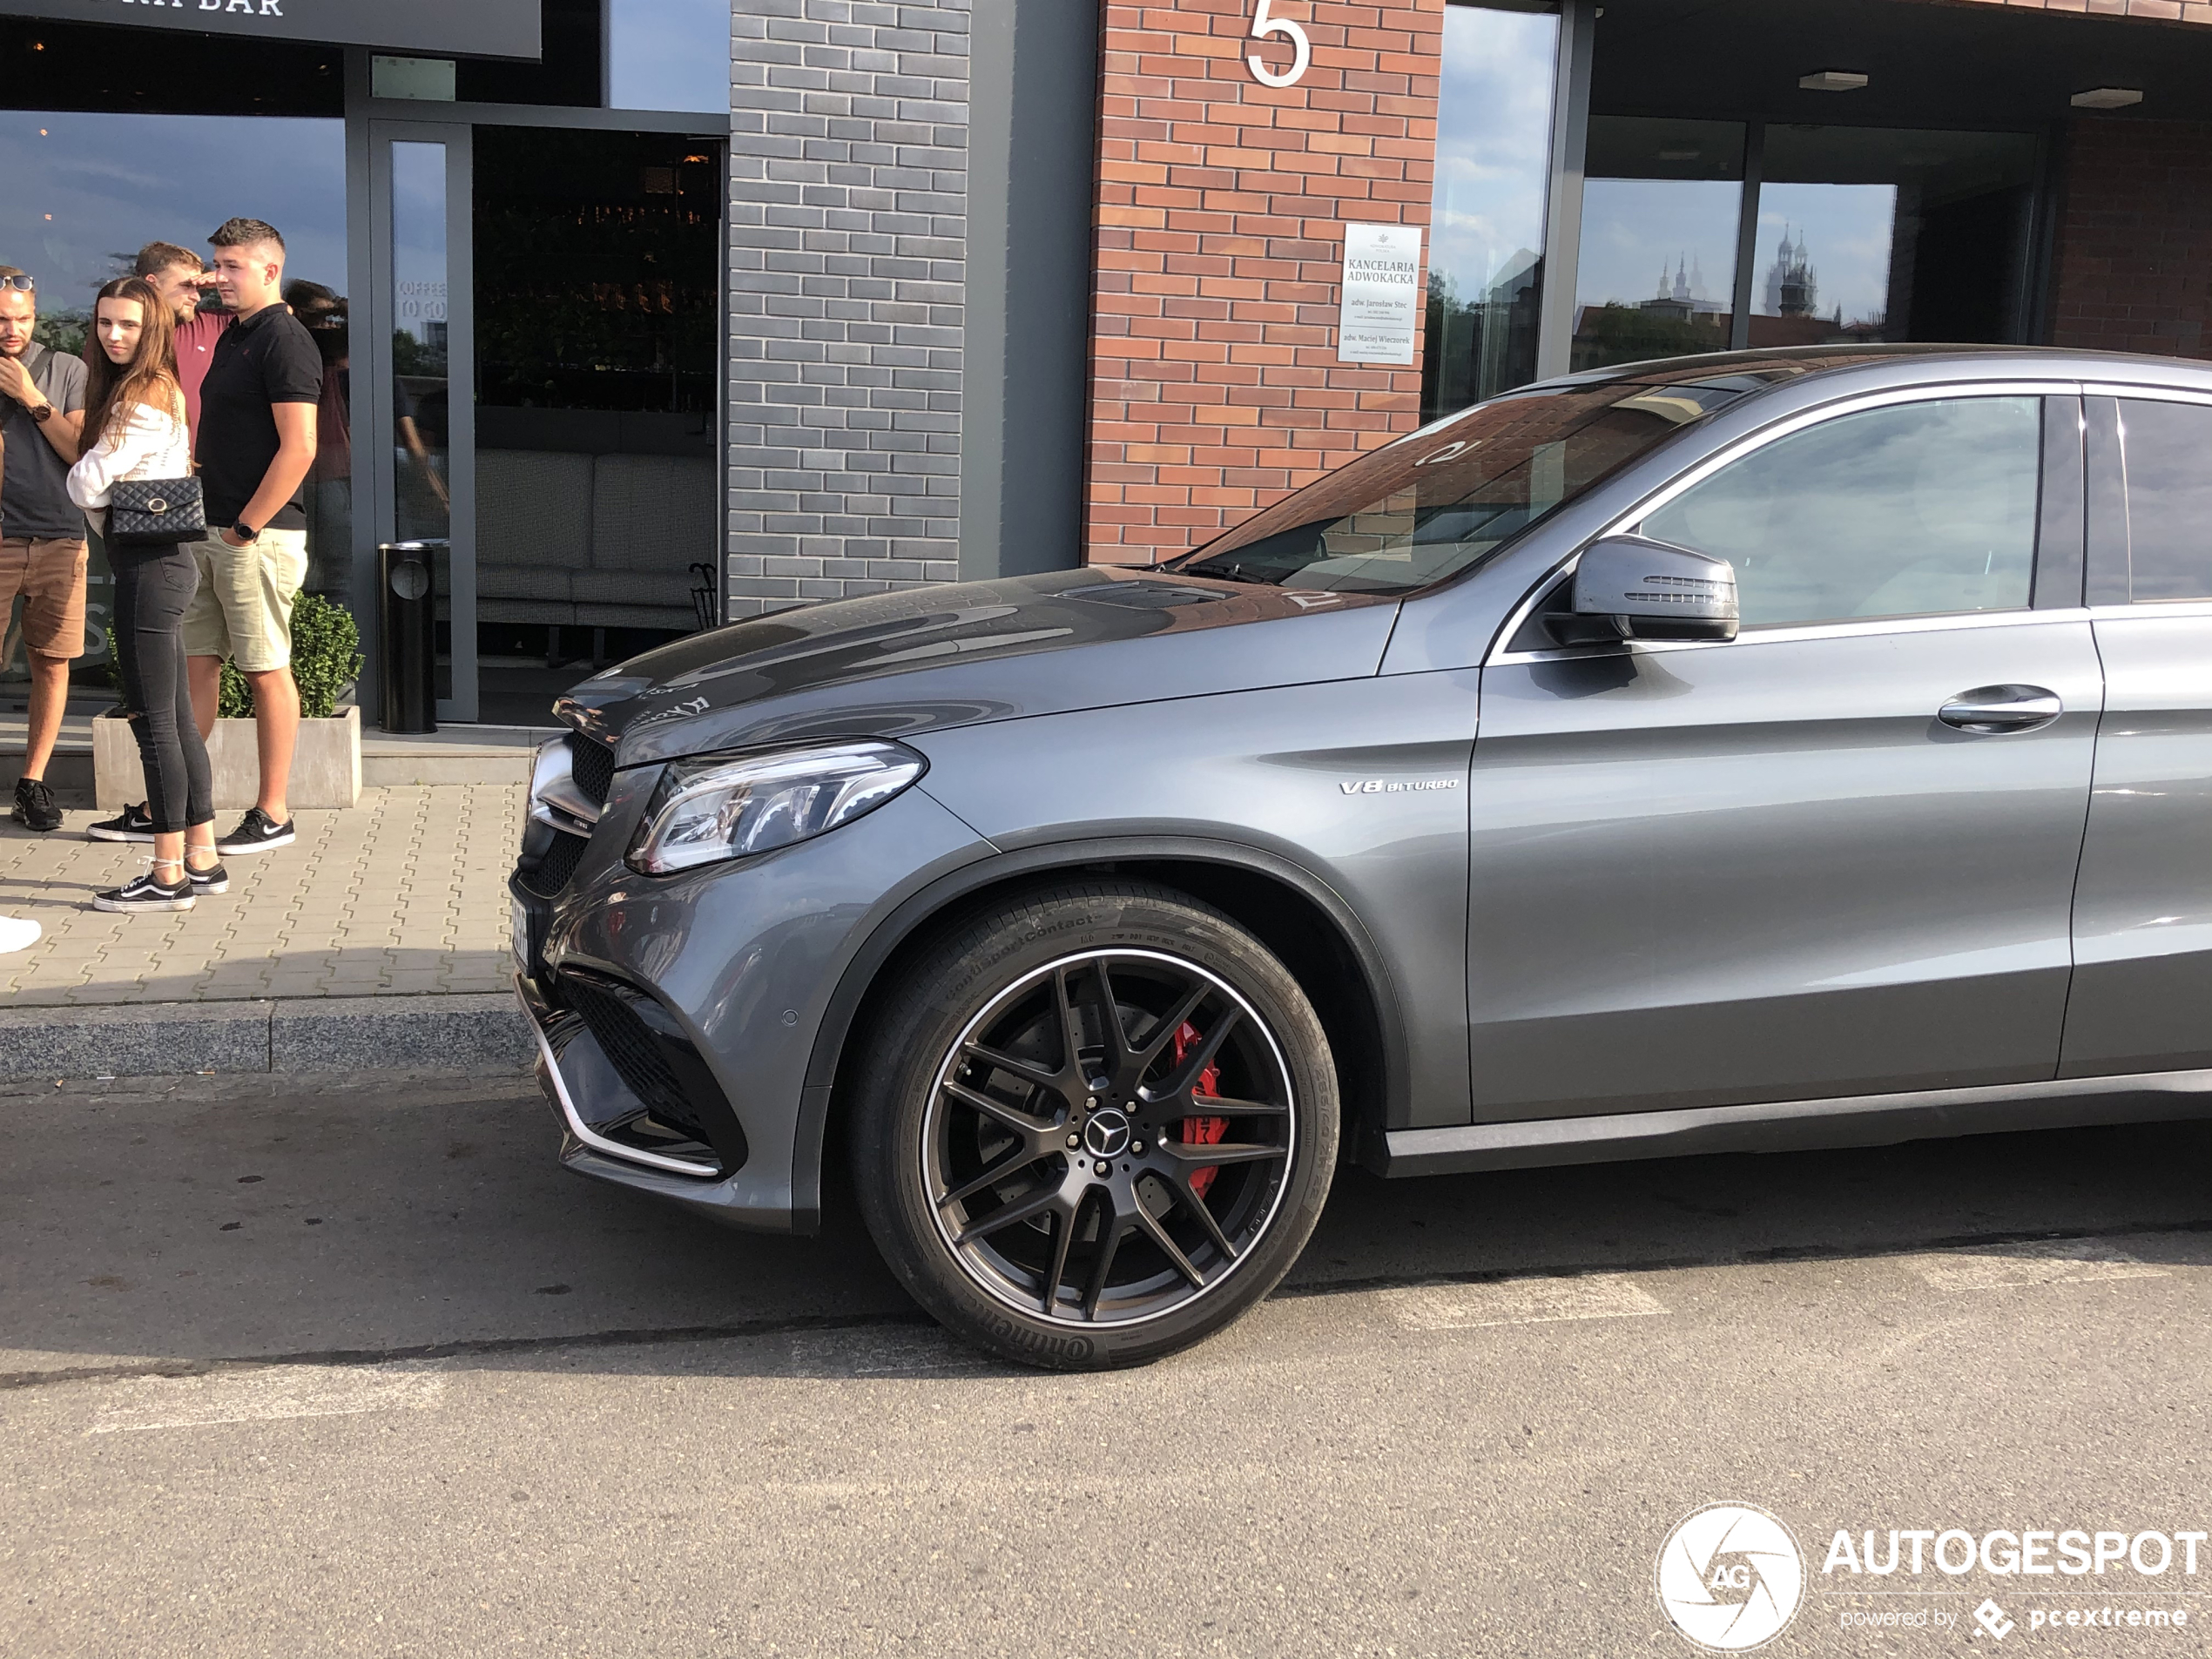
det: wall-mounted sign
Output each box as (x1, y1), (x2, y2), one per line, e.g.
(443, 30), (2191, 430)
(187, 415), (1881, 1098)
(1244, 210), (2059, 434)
(3, 0), (540, 60)
(1338, 223), (1423, 366)
(1247, 0), (1311, 88)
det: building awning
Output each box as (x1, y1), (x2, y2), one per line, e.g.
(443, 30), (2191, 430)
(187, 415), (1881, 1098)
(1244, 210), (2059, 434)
(2, 0), (541, 60)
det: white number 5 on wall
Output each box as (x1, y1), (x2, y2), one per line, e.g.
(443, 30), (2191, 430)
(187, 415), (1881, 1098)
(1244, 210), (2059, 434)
(1248, 0), (1312, 88)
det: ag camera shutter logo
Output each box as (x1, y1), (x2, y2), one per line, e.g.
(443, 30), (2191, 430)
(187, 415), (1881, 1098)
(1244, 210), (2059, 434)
(1657, 1503), (1805, 1651)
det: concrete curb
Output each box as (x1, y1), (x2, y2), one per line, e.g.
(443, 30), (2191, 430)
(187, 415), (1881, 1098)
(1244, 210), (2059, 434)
(0, 994), (533, 1079)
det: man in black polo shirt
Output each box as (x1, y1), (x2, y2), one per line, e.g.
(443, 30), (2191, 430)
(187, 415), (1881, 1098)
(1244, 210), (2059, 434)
(181, 218), (320, 855)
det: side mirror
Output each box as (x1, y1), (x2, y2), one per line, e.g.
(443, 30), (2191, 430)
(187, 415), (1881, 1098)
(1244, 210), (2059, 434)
(1552, 535), (1739, 645)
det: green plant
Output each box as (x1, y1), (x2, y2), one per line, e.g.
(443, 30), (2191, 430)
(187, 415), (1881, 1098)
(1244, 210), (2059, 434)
(114, 595), (361, 720)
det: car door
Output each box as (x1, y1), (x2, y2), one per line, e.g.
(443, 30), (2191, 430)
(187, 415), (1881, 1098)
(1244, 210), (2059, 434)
(2060, 393), (2212, 1077)
(1466, 387), (2102, 1121)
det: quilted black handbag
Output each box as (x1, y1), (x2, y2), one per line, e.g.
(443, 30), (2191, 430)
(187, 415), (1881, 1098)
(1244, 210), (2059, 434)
(107, 475), (206, 550)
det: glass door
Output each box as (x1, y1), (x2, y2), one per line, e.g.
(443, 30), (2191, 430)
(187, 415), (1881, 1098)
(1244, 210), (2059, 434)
(368, 122), (477, 722)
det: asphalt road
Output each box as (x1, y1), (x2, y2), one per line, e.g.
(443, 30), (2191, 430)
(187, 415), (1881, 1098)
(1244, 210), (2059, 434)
(3, 1070), (2209, 1658)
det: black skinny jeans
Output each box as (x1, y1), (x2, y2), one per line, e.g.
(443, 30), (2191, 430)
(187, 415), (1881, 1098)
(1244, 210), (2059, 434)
(111, 543), (213, 835)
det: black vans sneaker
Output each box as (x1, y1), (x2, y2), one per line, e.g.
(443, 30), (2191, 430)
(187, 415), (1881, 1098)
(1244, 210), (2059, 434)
(11, 777), (62, 833)
(87, 801), (158, 843)
(186, 859), (230, 895)
(93, 868), (196, 914)
(215, 807), (296, 855)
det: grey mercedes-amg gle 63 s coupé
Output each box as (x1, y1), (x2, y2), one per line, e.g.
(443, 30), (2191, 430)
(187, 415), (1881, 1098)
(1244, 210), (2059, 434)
(512, 346), (2211, 1369)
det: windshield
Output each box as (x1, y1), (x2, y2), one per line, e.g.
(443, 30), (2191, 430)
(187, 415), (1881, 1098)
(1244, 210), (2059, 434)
(1171, 374), (1770, 594)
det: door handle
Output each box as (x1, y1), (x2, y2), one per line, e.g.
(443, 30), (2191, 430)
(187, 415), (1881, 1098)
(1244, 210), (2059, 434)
(1938, 684), (2063, 734)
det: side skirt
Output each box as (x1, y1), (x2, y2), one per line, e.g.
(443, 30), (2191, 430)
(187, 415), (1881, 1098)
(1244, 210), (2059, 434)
(1379, 1069), (2212, 1177)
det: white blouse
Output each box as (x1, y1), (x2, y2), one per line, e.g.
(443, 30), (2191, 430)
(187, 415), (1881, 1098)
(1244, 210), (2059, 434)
(67, 398), (194, 529)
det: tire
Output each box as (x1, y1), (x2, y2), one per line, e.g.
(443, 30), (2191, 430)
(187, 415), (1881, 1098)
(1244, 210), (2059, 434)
(850, 880), (1339, 1371)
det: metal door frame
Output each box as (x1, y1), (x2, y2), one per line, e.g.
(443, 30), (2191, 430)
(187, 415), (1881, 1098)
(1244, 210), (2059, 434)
(361, 118), (478, 723)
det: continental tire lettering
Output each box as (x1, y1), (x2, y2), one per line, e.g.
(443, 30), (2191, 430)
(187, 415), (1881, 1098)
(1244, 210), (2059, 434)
(978, 1312), (1096, 1365)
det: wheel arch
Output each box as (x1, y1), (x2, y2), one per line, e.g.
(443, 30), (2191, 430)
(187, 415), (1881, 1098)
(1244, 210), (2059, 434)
(796, 838), (1407, 1227)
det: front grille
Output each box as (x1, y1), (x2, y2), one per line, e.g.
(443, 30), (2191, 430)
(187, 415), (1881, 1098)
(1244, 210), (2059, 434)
(571, 735), (617, 811)
(560, 975), (709, 1143)
(516, 827), (588, 898)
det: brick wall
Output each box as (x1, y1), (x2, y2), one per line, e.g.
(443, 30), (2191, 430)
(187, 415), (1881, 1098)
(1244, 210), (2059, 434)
(1924, 0), (2212, 24)
(1084, 0), (1446, 568)
(2050, 117), (2212, 359)
(727, 0), (970, 618)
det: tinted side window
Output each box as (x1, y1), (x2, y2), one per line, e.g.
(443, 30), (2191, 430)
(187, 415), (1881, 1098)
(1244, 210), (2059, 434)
(1641, 397), (2042, 627)
(2117, 399), (2212, 603)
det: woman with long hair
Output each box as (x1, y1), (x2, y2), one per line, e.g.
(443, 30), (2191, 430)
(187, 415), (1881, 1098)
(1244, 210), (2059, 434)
(67, 275), (222, 912)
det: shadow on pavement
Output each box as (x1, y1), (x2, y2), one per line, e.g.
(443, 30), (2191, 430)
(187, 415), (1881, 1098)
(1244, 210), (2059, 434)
(3, 1069), (2207, 1382)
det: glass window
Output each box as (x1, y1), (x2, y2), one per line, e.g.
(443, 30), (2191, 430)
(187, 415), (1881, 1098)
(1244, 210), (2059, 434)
(610, 0), (731, 114)
(1423, 3), (1560, 421)
(1642, 397), (2042, 627)
(0, 109), (348, 696)
(1177, 374), (1756, 594)
(1574, 118), (1743, 373)
(1752, 127), (2036, 348)
(2116, 400), (2212, 604)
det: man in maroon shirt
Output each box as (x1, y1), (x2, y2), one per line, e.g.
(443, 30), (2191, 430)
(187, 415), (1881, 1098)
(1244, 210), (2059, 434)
(136, 241), (231, 442)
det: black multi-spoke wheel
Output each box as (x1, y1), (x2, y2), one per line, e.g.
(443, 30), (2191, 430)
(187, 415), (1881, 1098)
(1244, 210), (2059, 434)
(853, 883), (1339, 1370)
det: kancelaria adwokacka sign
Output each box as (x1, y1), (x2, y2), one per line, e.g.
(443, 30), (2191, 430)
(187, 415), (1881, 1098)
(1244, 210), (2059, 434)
(4, 0), (541, 60)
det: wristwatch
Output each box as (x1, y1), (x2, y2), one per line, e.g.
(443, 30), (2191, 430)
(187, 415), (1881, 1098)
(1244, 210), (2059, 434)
(233, 520), (260, 544)
(29, 401), (52, 424)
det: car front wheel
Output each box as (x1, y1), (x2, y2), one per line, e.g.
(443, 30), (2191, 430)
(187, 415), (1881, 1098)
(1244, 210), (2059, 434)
(851, 882), (1339, 1370)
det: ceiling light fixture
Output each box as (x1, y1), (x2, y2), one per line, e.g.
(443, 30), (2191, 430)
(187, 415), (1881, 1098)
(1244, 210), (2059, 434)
(1800, 70), (1869, 92)
(2071, 87), (2144, 110)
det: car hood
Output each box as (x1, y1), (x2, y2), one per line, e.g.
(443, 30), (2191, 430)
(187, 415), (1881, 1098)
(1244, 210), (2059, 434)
(556, 568), (1400, 766)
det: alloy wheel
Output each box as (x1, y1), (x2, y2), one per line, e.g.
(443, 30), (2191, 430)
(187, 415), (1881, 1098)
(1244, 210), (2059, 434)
(921, 948), (1298, 1326)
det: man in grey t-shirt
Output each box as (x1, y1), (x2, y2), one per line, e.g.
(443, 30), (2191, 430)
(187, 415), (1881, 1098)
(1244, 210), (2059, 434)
(0, 265), (89, 833)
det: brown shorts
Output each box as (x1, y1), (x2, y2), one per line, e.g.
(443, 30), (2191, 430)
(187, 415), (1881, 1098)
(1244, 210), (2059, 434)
(0, 536), (90, 660)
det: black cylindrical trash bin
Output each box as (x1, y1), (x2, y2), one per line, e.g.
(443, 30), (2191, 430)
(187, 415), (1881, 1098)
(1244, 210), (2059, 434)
(379, 540), (438, 734)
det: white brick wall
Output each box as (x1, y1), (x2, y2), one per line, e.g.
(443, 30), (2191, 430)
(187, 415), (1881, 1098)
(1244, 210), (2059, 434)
(727, 0), (971, 617)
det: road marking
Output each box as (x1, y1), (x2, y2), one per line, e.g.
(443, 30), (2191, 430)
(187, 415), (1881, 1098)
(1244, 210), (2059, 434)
(87, 1364), (446, 1435)
(1894, 1239), (2169, 1292)
(1384, 1272), (1669, 1332)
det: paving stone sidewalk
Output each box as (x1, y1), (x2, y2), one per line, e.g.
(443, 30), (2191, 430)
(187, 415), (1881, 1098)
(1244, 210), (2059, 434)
(0, 786), (523, 1007)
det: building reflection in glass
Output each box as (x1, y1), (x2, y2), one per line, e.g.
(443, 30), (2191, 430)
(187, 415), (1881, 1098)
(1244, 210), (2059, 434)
(1422, 3), (1559, 422)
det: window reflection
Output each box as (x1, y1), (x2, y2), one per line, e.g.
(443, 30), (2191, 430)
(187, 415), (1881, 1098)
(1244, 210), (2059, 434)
(389, 140), (451, 698)
(610, 0), (732, 114)
(0, 110), (347, 695)
(1574, 118), (1743, 372)
(1422, 3), (1559, 421)
(1753, 127), (2036, 347)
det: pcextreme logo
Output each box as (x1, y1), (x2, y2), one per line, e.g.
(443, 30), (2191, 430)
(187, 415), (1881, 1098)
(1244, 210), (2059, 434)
(1657, 1504), (1807, 1652)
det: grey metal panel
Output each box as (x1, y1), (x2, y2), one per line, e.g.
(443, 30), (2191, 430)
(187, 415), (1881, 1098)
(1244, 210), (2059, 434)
(1465, 619), (2103, 1119)
(911, 674), (1481, 1130)
(2062, 610), (2212, 1077)
(540, 768), (997, 1234)
(1382, 1067), (2212, 1177)
(960, 0), (1099, 582)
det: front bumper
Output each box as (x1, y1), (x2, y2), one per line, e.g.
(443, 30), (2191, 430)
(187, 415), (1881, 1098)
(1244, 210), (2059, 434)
(510, 752), (994, 1234)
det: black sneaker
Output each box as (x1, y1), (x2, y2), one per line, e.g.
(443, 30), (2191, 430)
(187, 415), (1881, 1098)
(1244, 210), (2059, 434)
(87, 801), (158, 843)
(186, 859), (230, 895)
(93, 868), (196, 914)
(216, 807), (296, 855)
(11, 777), (62, 833)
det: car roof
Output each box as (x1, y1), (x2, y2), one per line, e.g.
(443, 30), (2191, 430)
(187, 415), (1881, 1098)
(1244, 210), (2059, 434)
(1529, 342), (2212, 398)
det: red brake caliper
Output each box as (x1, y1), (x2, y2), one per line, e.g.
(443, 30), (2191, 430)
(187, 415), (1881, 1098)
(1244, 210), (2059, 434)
(1171, 1022), (1228, 1197)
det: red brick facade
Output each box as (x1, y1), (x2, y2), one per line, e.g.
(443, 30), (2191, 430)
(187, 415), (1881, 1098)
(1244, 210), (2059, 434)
(1083, 0), (1447, 567)
(2051, 117), (2212, 358)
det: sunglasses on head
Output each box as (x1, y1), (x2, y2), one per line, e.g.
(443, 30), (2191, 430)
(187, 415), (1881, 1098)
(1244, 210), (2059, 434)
(0, 274), (33, 293)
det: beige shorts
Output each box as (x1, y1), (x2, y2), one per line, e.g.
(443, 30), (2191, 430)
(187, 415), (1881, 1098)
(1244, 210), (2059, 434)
(0, 536), (90, 660)
(180, 529), (308, 673)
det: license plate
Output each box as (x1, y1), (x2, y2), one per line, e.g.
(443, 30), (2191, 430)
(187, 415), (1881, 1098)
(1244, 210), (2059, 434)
(510, 897), (533, 974)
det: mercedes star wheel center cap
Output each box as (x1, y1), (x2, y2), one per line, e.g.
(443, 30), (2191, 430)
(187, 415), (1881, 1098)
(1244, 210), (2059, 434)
(1082, 1108), (1132, 1159)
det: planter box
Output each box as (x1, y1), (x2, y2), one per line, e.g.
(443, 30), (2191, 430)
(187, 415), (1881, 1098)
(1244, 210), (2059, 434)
(94, 704), (361, 811)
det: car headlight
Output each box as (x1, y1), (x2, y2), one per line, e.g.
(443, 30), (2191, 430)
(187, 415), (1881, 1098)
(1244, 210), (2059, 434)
(625, 740), (927, 875)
